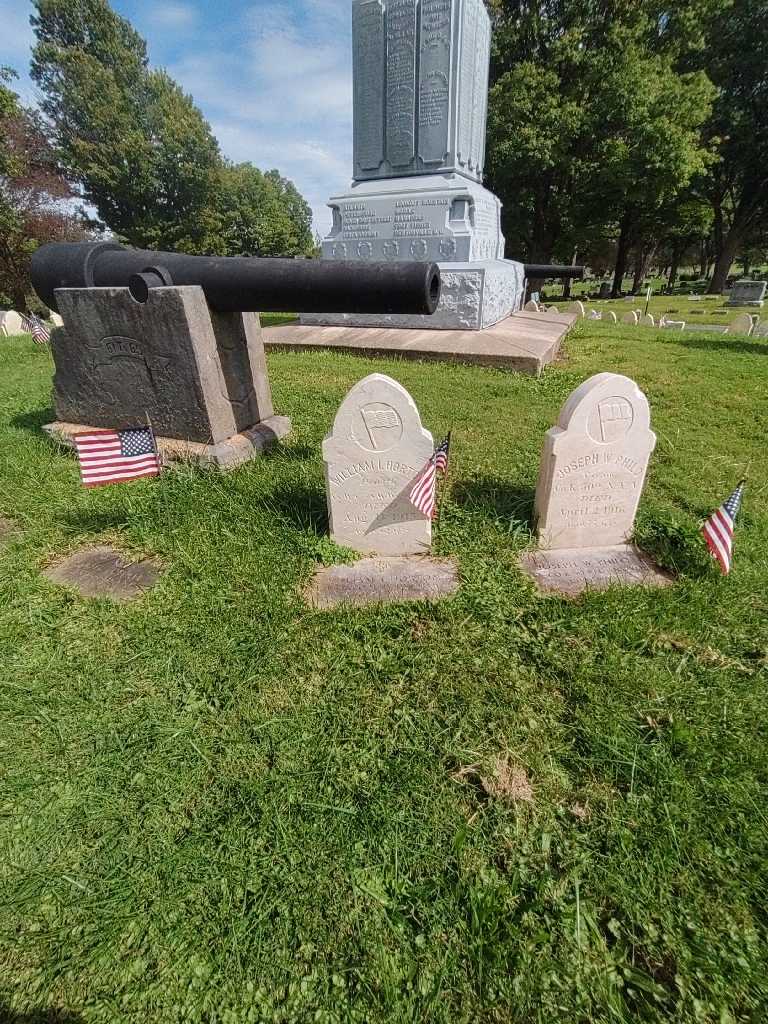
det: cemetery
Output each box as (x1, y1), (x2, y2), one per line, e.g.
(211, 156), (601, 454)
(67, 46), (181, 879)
(1, 0), (767, 1021)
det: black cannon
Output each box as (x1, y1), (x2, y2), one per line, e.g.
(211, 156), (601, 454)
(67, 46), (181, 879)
(31, 241), (442, 317)
(523, 264), (586, 281)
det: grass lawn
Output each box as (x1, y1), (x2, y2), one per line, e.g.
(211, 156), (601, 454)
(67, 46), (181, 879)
(1, 322), (767, 1023)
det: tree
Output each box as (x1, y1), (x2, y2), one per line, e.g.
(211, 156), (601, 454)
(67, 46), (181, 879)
(0, 67), (87, 310)
(30, 0), (314, 258)
(485, 0), (721, 294)
(701, 0), (768, 293)
(215, 164), (313, 257)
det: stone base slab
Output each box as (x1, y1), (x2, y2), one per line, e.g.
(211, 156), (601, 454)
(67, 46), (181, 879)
(519, 544), (673, 597)
(44, 545), (162, 602)
(726, 300), (763, 307)
(301, 260), (525, 331)
(306, 556), (459, 609)
(265, 309), (575, 376)
(44, 415), (292, 471)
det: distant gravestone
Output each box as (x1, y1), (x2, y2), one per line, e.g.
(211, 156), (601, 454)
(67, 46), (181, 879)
(728, 313), (755, 336)
(523, 300), (541, 312)
(639, 313), (655, 327)
(588, 309), (602, 320)
(621, 311), (638, 325)
(726, 280), (766, 307)
(533, 373), (656, 550)
(323, 373), (433, 555)
(49, 312), (64, 328)
(599, 282), (612, 299)
(0, 311), (24, 336)
(752, 321), (768, 339)
(567, 301), (586, 318)
(606, 311), (618, 323)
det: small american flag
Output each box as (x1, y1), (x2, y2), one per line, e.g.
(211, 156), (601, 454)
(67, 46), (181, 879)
(410, 433), (451, 520)
(701, 480), (745, 574)
(73, 427), (160, 488)
(27, 313), (50, 344)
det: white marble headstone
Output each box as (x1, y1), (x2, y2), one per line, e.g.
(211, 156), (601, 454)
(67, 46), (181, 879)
(621, 311), (638, 325)
(534, 373), (656, 550)
(323, 373), (434, 555)
(729, 313), (755, 336)
(0, 311), (24, 336)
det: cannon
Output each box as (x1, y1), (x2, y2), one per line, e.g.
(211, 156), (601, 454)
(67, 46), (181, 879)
(31, 241), (442, 317)
(523, 264), (586, 281)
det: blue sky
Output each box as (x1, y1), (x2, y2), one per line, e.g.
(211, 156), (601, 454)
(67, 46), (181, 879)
(0, 0), (354, 235)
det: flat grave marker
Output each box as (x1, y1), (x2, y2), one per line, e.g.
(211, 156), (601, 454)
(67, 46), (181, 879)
(44, 546), (162, 602)
(307, 556), (459, 608)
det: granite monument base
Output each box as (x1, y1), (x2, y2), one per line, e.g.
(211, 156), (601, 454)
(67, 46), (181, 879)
(44, 416), (291, 471)
(520, 545), (673, 597)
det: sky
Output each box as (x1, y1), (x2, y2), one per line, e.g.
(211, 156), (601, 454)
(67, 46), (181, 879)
(0, 0), (354, 235)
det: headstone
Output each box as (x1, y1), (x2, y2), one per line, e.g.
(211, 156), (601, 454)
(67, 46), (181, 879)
(302, 0), (525, 331)
(533, 372), (656, 549)
(639, 313), (655, 327)
(726, 280), (766, 307)
(49, 312), (64, 328)
(523, 300), (541, 312)
(753, 321), (768, 339)
(567, 301), (586, 318)
(44, 546), (162, 601)
(661, 318), (686, 330)
(588, 309), (602, 320)
(44, 286), (290, 470)
(306, 556), (459, 608)
(0, 311), (24, 336)
(546, 305), (559, 313)
(606, 311), (618, 323)
(530, 291), (541, 305)
(598, 282), (612, 299)
(728, 312), (755, 336)
(323, 373), (433, 555)
(621, 311), (638, 325)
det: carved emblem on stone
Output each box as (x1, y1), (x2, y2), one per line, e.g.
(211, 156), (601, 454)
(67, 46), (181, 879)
(594, 398), (634, 444)
(357, 241), (373, 258)
(410, 239), (428, 259)
(332, 243), (348, 258)
(383, 240), (400, 259)
(439, 238), (456, 259)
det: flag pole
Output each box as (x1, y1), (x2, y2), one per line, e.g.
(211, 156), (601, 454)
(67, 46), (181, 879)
(644, 285), (652, 317)
(435, 430), (452, 523)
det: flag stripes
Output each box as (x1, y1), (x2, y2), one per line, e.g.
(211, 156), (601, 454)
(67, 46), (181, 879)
(409, 434), (451, 520)
(701, 481), (745, 574)
(73, 428), (160, 487)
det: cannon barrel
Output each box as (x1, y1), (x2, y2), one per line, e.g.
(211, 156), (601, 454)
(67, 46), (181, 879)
(524, 264), (585, 280)
(31, 241), (442, 316)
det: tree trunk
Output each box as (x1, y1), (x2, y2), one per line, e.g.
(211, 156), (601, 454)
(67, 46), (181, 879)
(708, 226), (742, 294)
(668, 246), (682, 290)
(612, 210), (634, 298)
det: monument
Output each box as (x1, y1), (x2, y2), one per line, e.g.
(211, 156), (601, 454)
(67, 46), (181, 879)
(726, 280), (766, 307)
(520, 373), (671, 595)
(323, 373), (434, 554)
(302, 0), (525, 331)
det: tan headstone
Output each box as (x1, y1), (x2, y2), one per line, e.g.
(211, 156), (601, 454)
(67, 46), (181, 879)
(0, 311), (24, 336)
(606, 311), (618, 323)
(639, 313), (655, 327)
(523, 299), (540, 312)
(534, 373), (656, 550)
(323, 373), (434, 555)
(729, 313), (755, 336)
(49, 312), (64, 328)
(567, 301), (586, 318)
(621, 311), (638, 325)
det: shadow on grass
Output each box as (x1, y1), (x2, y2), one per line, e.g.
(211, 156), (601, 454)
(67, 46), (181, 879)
(260, 482), (328, 536)
(59, 509), (132, 536)
(451, 477), (536, 528)
(0, 1008), (84, 1023)
(634, 519), (715, 579)
(262, 441), (316, 462)
(10, 408), (56, 435)
(659, 334), (768, 356)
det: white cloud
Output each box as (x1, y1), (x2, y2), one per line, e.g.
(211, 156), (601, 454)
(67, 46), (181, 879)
(147, 3), (198, 29)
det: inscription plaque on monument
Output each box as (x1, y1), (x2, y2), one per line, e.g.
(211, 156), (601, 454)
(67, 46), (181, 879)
(726, 280), (766, 307)
(534, 373), (656, 550)
(323, 373), (433, 555)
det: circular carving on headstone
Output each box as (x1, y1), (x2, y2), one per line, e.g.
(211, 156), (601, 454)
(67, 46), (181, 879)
(383, 240), (400, 259)
(357, 241), (373, 258)
(332, 243), (347, 258)
(410, 239), (428, 259)
(439, 238), (456, 259)
(588, 397), (635, 444)
(351, 402), (404, 453)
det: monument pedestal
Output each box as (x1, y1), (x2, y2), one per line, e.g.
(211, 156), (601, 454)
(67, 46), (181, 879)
(45, 285), (291, 471)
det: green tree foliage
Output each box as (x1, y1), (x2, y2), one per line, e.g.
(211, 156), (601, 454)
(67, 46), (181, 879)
(701, 0), (768, 292)
(0, 66), (87, 310)
(486, 1), (721, 292)
(30, 0), (313, 257)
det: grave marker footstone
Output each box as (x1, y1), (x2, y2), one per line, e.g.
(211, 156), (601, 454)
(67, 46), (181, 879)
(323, 373), (433, 555)
(533, 373), (656, 550)
(640, 313), (655, 327)
(728, 313), (755, 336)
(621, 311), (638, 325)
(0, 311), (24, 336)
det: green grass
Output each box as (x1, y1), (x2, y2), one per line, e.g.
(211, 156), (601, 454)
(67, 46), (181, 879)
(1, 323), (767, 1023)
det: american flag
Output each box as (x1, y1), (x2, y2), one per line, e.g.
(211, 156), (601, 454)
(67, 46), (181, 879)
(24, 313), (51, 344)
(73, 427), (160, 487)
(410, 433), (451, 520)
(701, 480), (745, 574)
